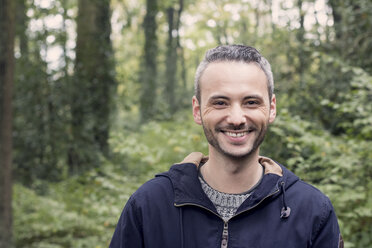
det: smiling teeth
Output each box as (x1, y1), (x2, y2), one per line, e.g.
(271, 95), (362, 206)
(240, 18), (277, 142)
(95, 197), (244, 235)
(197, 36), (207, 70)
(225, 132), (246, 137)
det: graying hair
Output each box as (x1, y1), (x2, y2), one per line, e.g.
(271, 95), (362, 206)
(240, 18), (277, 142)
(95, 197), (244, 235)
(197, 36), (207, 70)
(194, 45), (274, 102)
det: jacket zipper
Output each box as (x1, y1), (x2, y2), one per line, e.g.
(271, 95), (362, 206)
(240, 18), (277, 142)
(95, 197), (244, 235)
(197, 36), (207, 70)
(174, 187), (280, 248)
(221, 222), (228, 248)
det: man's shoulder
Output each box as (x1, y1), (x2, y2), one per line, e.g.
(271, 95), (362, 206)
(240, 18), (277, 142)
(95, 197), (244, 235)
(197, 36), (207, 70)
(123, 175), (173, 211)
(292, 179), (330, 199)
(131, 174), (173, 199)
(128, 163), (199, 206)
(278, 163), (334, 212)
(278, 163), (331, 202)
(287, 177), (334, 213)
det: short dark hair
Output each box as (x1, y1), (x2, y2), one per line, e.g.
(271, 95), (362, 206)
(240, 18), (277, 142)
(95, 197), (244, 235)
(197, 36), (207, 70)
(194, 45), (274, 102)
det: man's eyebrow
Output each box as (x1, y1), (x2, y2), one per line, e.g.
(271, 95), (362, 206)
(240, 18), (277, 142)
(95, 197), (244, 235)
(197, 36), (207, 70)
(207, 94), (264, 102)
(209, 95), (230, 101)
(243, 95), (263, 100)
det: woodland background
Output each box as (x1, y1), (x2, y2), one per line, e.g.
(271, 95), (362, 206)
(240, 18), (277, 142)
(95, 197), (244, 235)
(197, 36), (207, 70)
(0, 0), (371, 247)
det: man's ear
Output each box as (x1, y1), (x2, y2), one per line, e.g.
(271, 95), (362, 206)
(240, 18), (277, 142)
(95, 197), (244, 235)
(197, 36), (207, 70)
(192, 96), (202, 125)
(269, 94), (276, 123)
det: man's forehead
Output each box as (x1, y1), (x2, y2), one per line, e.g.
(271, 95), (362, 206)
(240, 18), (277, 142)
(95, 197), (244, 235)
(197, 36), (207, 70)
(198, 61), (269, 100)
(200, 61), (262, 79)
(200, 61), (265, 84)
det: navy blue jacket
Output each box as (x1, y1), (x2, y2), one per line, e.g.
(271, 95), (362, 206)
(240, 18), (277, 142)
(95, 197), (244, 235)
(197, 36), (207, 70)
(110, 158), (342, 248)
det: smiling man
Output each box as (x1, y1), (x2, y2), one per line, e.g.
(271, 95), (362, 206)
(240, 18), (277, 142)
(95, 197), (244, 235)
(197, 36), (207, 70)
(110, 45), (343, 248)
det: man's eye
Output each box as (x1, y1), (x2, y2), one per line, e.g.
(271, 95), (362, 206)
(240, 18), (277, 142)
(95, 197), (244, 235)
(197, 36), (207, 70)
(213, 101), (227, 106)
(245, 100), (258, 105)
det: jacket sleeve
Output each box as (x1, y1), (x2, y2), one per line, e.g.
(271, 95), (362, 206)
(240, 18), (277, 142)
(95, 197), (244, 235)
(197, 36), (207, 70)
(109, 197), (144, 248)
(311, 198), (342, 248)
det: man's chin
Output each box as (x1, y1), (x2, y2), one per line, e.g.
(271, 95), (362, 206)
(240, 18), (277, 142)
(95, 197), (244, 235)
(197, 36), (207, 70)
(218, 147), (257, 160)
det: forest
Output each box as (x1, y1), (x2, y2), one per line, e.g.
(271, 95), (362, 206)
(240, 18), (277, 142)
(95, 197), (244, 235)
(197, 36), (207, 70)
(0, 0), (371, 247)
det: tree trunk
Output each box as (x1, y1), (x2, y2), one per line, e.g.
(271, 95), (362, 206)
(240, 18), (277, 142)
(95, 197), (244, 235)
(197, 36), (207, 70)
(93, 0), (115, 156)
(254, 3), (260, 40)
(164, 0), (185, 115)
(0, 0), (15, 246)
(140, 0), (158, 122)
(328, 0), (342, 40)
(296, 0), (306, 88)
(69, 0), (115, 172)
(176, 0), (187, 102)
(16, 0), (28, 56)
(266, 0), (275, 34)
(165, 7), (177, 115)
(61, 0), (69, 77)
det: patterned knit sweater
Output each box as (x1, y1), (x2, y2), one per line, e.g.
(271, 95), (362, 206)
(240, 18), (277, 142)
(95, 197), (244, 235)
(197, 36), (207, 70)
(198, 165), (263, 222)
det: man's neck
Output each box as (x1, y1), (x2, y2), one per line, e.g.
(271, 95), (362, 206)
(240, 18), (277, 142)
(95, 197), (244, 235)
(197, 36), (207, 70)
(200, 147), (263, 194)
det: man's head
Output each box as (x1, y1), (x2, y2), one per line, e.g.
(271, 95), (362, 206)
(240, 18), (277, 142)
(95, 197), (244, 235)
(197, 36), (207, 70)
(192, 45), (276, 159)
(194, 45), (274, 103)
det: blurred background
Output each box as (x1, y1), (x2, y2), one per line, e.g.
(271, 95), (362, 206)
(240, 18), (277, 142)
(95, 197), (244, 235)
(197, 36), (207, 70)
(0, 0), (371, 247)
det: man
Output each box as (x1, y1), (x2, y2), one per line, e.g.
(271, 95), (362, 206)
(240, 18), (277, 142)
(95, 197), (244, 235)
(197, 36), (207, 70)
(110, 45), (343, 247)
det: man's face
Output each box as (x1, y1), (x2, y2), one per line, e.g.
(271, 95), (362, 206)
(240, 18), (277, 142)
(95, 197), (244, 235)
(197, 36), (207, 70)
(192, 61), (276, 159)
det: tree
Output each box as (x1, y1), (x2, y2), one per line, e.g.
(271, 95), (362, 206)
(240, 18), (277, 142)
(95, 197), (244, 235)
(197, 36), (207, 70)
(296, 0), (306, 88)
(328, 0), (372, 72)
(69, 0), (115, 172)
(0, 0), (15, 246)
(140, 0), (158, 122)
(13, 0), (71, 183)
(165, 0), (183, 115)
(15, 0), (27, 56)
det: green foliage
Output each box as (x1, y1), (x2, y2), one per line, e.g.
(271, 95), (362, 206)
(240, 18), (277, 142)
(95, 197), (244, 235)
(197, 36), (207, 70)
(110, 111), (208, 178)
(14, 161), (140, 248)
(329, 0), (372, 72)
(262, 111), (372, 248)
(320, 66), (372, 139)
(13, 112), (208, 247)
(280, 50), (372, 141)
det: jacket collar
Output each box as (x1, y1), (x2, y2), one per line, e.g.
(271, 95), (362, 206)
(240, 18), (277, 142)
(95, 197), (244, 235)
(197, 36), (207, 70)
(156, 157), (299, 213)
(159, 163), (216, 210)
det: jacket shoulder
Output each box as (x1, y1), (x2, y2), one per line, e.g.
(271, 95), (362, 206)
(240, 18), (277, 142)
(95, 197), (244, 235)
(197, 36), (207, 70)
(280, 163), (332, 206)
(293, 179), (332, 203)
(130, 175), (174, 203)
(289, 179), (339, 239)
(288, 179), (334, 215)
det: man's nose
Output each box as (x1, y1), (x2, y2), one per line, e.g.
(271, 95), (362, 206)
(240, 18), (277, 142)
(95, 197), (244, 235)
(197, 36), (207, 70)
(226, 105), (246, 126)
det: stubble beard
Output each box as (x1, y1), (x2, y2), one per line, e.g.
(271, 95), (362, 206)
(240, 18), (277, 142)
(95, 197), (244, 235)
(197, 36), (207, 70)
(201, 120), (269, 160)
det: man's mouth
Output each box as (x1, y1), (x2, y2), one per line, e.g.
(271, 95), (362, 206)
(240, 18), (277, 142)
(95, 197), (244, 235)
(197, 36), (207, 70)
(224, 131), (248, 138)
(221, 127), (255, 138)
